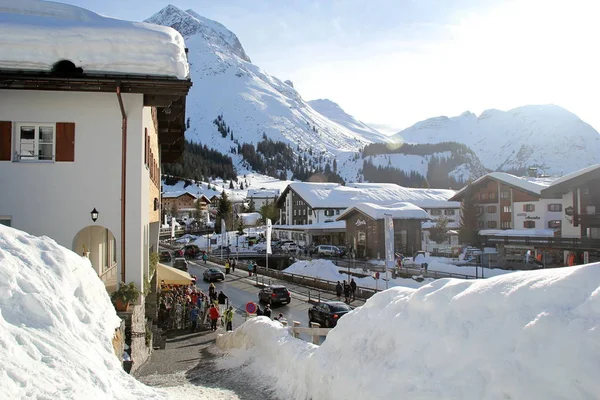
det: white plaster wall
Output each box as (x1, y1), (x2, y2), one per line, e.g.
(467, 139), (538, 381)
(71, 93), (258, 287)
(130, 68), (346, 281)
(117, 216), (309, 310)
(513, 199), (563, 230)
(0, 89), (147, 289)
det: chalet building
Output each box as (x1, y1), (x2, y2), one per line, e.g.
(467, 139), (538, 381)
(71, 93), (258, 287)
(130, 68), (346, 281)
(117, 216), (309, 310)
(449, 172), (562, 231)
(0, 9), (192, 293)
(337, 202), (429, 259)
(246, 188), (280, 209)
(274, 182), (458, 249)
(162, 191), (210, 218)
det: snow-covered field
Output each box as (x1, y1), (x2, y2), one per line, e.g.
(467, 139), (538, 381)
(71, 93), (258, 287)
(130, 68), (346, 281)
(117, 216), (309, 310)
(0, 225), (242, 399)
(218, 264), (600, 399)
(284, 259), (432, 290)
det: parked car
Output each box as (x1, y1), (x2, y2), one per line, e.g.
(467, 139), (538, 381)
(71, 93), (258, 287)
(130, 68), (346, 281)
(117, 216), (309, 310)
(203, 268), (225, 282)
(279, 241), (297, 253)
(183, 244), (201, 258)
(308, 301), (352, 328)
(172, 257), (188, 271)
(258, 285), (291, 305)
(336, 246), (348, 257)
(315, 245), (341, 257)
(159, 250), (171, 263)
(214, 245), (231, 254)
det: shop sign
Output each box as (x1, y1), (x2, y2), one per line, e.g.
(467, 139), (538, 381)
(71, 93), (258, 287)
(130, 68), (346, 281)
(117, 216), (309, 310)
(525, 216), (540, 220)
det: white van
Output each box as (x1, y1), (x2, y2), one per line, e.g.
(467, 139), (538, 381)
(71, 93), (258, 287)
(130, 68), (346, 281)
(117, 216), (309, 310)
(315, 245), (340, 257)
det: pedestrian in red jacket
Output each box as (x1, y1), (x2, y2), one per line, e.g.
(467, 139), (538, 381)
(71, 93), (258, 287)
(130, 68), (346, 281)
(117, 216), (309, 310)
(208, 304), (220, 331)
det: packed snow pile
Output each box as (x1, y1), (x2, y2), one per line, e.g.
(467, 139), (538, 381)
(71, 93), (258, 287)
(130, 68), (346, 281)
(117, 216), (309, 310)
(0, 225), (163, 399)
(284, 259), (432, 290)
(0, 0), (189, 79)
(218, 264), (600, 399)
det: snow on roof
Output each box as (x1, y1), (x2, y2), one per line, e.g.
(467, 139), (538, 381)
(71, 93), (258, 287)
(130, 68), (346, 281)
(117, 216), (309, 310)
(216, 263), (600, 399)
(452, 172), (551, 200)
(545, 164), (600, 189)
(161, 190), (198, 199)
(247, 188), (280, 198)
(422, 220), (461, 229)
(286, 182), (458, 209)
(274, 221), (346, 230)
(338, 202), (430, 221)
(0, 0), (189, 79)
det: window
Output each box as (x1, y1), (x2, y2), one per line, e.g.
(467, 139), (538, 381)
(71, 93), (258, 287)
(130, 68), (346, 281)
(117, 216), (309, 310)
(548, 220), (561, 229)
(524, 220), (536, 228)
(0, 217), (11, 227)
(476, 206), (484, 215)
(430, 209), (442, 216)
(15, 123), (55, 161)
(480, 193), (488, 201)
(303, 209), (306, 216)
(500, 191), (511, 199)
(501, 221), (512, 229)
(502, 205), (512, 213)
(489, 192), (496, 200)
(444, 209), (455, 215)
(547, 204), (562, 212)
(293, 210), (297, 216)
(486, 221), (497, 229)
(486, 206), (497, 213)
(336, 209), (340, 215)
(523, 204), (535, 212)
(324, 209), (334, 217)
(477, 221), (484, 229)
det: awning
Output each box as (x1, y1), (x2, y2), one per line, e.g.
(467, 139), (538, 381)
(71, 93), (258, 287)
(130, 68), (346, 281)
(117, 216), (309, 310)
(157, 263), (193, 285)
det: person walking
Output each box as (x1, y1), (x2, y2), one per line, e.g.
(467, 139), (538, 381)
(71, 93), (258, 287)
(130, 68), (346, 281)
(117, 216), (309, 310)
(335, 281), (343, 301)
(217, 291), (228, 317)
(202, 252), (208, 264)
(253, 261), (258, 276)
(190, 305), (199, 333)
(224, 306), (234, 331)
(232, 259), (236, 272)
(343, 281), (351, 303)
(350, 278), (357, 301)
(208, 283), (216, 300)
(248, 261), (253, 277)
(263, 304), (272, 319)
(208, 304), (220, 331)
(225, 260), (231, 275)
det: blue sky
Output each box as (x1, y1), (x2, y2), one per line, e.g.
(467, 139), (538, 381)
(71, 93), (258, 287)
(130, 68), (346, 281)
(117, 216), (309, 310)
(65, 0), (599, 133)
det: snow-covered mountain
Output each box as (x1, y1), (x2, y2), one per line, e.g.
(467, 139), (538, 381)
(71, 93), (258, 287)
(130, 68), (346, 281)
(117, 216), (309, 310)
(392, 105), (600, 175)
(308, 99), (389, 143)
(145, 5), (380, 178)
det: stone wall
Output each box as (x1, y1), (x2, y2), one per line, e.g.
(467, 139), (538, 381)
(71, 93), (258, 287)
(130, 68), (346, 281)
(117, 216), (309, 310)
(117, 301), (152, 374)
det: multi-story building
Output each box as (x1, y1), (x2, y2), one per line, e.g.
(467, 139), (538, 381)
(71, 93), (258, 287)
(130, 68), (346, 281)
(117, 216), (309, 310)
(0, 8), (191, 291)
(274, 182), (459, 248)
(162, 191), (210, 219)
(246, 188), (280, 209)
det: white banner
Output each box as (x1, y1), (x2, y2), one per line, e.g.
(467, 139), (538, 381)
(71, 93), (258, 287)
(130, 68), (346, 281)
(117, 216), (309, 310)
(266, 218), (272, 255)
(171, 217), (176, 238)
(221, 218), (227, 245)
(384, 214), (395, 270)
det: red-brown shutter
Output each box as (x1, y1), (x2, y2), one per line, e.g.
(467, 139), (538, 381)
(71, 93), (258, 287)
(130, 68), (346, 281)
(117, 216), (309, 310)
(0, 121), (11, 161)
(56, 122), (75, 162)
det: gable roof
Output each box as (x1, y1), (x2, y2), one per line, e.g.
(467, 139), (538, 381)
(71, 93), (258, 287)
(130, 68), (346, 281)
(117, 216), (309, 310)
(450, 172), (551, 201)
(541, 164), (600, 197)
(277, 182), (458, 209)
(337, 202), (431, 221)
(161, 191), (197, 200)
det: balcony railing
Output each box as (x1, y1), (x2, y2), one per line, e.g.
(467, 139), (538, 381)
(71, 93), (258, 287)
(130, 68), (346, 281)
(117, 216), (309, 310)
(481, 235), (600, 249)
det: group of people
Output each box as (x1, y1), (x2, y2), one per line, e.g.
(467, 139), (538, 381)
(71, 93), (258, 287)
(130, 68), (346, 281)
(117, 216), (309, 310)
(336, 278), (357, 303)
(224, 258), (237, 274)
(247, 261), (258, 277)
(157, 282), (235, 332)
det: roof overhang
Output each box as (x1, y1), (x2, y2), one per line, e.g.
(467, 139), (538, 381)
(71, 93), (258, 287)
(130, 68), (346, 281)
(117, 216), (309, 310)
(449, 175), (540, 201)
(541, 165), (600, 198)
(0, 69), (192, 163)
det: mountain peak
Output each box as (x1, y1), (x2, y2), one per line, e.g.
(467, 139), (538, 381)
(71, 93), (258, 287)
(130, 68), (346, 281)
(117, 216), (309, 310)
(145, 6), (251, 62)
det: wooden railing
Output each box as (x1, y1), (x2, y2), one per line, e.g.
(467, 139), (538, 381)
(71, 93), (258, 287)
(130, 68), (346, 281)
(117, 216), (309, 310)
(99, 262), (117, 284)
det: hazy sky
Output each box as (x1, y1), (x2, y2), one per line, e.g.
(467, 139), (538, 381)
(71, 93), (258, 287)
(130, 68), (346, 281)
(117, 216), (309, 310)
(65, 0), (599, 134)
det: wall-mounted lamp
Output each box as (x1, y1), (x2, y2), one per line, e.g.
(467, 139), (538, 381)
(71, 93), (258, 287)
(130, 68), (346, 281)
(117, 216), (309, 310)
(91, 208), (99, 222)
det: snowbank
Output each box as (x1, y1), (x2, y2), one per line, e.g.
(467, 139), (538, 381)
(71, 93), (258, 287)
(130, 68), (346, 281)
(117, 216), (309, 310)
(0, 0), (189, 79)
(284, 259), (432, 289)
(412, 254), (513, 278)
(218, 264), (600, 399)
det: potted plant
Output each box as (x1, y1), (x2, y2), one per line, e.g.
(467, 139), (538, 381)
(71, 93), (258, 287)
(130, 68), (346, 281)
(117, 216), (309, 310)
(111, 282), (140, 312)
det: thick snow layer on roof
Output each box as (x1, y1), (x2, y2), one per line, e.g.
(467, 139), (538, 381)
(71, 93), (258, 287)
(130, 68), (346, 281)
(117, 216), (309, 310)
(546, 164), (600, 188)
(275, 221), (346, 230)
(0, 0), (189, 79)
(455, 172), (551, 199)
(238, 212), (261, 225)
(161, 190), (198, 199)
(217, 264), (600, 399)
(288, 182), (458, 209)
(422, 220), (461, 229)
(338, 201), (430, 220)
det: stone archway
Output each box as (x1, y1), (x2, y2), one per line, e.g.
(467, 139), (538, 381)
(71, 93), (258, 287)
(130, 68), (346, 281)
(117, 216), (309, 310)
(73, 226), (117, 291)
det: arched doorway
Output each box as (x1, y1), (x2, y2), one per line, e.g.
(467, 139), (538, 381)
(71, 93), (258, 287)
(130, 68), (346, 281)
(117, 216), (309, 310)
(73, 226), (117, 291)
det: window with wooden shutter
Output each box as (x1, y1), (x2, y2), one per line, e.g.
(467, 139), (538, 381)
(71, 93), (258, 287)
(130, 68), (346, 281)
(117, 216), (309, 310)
(0, 121), (11, 161)
(55, 122), (75, 162)
(144, 129), (148, 166)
